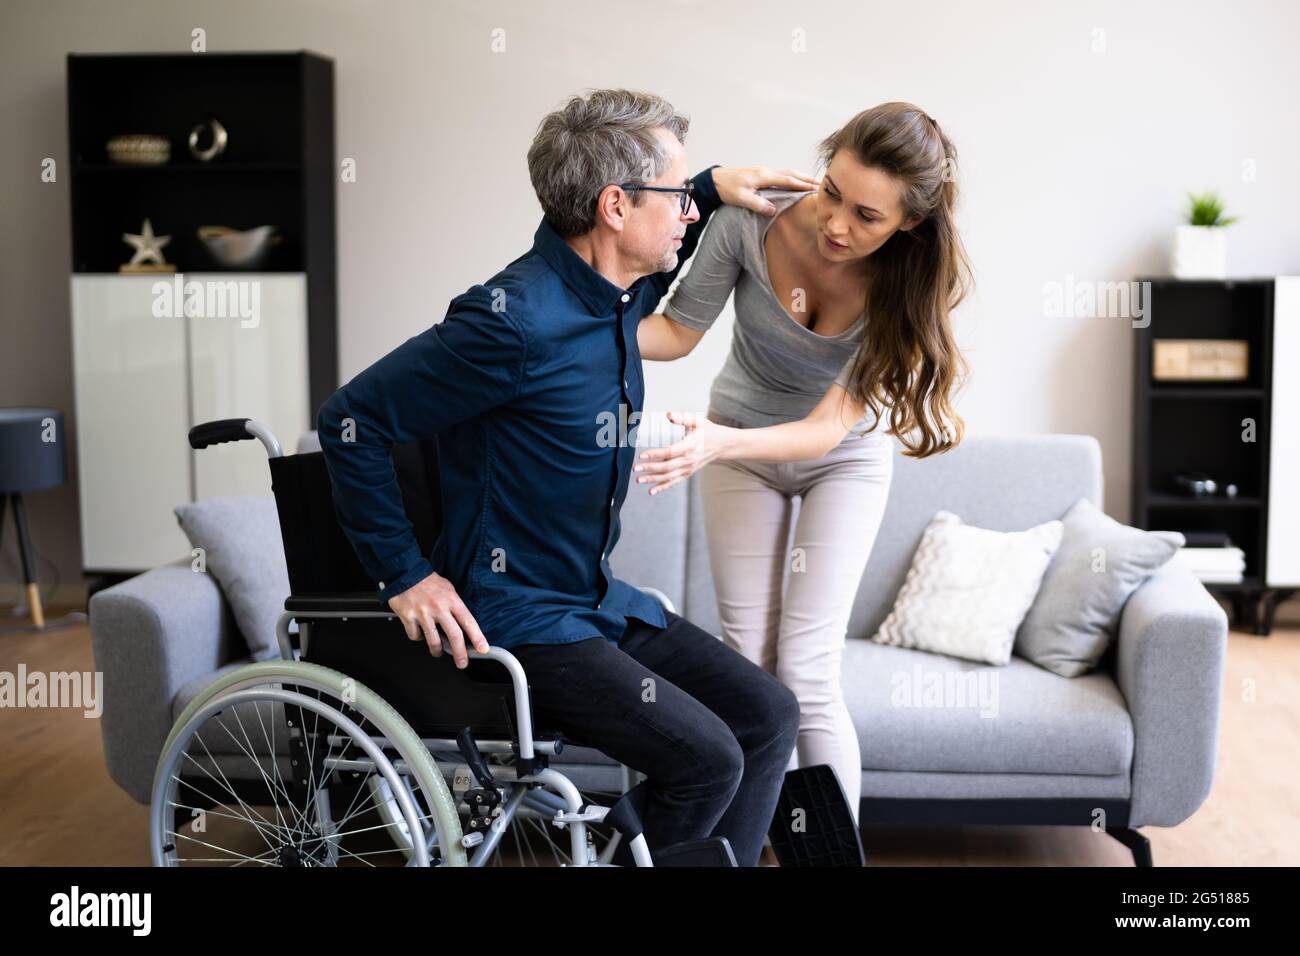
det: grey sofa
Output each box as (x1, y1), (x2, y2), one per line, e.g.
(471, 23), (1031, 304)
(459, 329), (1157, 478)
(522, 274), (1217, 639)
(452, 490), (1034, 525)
(89, 432), (1228, 865)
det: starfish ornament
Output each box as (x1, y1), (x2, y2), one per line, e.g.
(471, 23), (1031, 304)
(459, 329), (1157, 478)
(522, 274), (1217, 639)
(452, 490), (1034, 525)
(122, 218), (172, 266)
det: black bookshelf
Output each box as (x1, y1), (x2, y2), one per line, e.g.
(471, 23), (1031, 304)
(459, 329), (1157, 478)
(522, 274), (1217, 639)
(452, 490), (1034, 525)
(66, 50), (338, 415)
(1131, 277), (1293, 634)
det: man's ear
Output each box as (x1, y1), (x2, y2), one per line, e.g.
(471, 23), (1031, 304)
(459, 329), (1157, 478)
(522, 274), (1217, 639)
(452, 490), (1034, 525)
(594, 184), (629, 233)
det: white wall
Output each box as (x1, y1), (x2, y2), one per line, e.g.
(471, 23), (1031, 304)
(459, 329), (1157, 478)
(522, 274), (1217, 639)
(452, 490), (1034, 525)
(2, 0), (1298, 597)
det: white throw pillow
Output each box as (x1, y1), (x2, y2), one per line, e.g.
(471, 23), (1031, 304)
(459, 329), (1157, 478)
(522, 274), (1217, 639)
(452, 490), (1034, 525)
(870, 510), (1064, 666)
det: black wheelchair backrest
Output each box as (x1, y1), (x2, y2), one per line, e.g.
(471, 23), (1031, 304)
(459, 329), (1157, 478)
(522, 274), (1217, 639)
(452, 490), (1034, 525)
(268, 438), (441, 596)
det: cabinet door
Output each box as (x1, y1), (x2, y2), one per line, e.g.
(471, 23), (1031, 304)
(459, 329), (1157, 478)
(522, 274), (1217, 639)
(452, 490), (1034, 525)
(187, 273), (309, 499)
(1267, 276), (1300, 586)
(70, 275), (192, 570)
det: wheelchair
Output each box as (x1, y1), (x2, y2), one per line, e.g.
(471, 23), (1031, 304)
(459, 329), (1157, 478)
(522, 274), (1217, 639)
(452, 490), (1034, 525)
(148, 418), (730, 868)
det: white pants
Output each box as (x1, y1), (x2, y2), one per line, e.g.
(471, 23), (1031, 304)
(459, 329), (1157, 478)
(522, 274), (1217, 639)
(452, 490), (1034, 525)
(698, 426), (893, 822)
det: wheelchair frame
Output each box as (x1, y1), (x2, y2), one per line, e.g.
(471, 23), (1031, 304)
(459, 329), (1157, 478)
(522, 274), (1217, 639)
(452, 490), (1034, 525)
(150, 418), (665, 868)
(272, 603), (666, 868)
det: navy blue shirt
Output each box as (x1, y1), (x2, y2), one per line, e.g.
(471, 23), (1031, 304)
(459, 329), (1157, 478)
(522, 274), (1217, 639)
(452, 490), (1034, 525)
(317, 166), (722, 649)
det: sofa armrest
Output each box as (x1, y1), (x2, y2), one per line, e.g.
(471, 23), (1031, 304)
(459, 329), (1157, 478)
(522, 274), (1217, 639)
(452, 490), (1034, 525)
(89, 560), (244, 804)
(1115, 561), (1228, 827)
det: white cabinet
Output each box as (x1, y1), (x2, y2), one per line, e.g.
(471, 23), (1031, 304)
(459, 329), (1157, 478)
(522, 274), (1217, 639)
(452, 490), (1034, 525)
(187, 274), (309, 500)
(1267, 277), (1300, 588)
(70, 273), (310, 571)
(71, 275), (191, 570)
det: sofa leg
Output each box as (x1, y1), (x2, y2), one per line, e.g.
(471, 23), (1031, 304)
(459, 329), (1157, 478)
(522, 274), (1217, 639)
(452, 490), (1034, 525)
(1110, 826), (1153, 866)
(1258, 588), (1296, 636)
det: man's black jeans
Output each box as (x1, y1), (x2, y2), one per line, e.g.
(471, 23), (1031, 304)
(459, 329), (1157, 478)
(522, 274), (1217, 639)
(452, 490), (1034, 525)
(307, 610), (800, 866)
(509, 611), (800, 866)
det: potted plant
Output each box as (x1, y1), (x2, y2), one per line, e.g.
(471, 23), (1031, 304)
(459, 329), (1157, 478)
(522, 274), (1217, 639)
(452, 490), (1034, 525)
(1172, 190), (1239, 279)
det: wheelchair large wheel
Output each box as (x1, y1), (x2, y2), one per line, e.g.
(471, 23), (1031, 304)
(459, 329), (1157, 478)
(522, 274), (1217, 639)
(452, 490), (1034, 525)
(150, 661), (466, 867)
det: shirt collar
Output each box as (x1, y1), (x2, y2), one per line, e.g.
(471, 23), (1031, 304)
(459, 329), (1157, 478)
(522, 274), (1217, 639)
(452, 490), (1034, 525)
(533, 217), (644, 315)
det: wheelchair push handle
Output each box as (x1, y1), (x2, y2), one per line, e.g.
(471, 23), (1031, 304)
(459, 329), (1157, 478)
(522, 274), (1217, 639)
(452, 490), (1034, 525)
(188, 418), (284, 459)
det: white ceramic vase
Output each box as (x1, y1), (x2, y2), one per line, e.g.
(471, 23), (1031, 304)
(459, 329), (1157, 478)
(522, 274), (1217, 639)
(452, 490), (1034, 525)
(1172, 224), (1227, 279)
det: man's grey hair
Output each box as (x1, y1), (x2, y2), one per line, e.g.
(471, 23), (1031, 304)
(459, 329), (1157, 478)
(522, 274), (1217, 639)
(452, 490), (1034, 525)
(527, 89), (690, 238)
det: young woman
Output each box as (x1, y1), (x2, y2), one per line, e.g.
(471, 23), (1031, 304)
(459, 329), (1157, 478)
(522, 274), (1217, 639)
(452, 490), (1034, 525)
(633, 103), (972, 820)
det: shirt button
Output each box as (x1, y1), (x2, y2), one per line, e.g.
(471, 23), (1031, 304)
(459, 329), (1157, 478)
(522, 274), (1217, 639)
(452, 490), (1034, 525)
(620, 293), (630, 303)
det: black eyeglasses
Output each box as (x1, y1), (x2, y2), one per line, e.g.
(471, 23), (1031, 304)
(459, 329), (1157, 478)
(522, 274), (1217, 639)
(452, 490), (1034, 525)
(615, 180), (695, 215)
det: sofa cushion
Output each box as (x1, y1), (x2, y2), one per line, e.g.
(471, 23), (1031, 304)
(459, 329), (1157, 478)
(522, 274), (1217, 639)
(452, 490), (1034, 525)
(842, 639), (1133, 776)
(842, 435), (1102, 648)
(1015, 497), (1184, 677)
(172, 657), (262, 719)
(169, 657), (284, 757)
(870, 510), (1063, 665)
(174, 496), (290, 661)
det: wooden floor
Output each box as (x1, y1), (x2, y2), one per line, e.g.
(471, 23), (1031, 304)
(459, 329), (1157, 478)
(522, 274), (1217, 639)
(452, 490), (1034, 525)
(1, 604), (1296, 866)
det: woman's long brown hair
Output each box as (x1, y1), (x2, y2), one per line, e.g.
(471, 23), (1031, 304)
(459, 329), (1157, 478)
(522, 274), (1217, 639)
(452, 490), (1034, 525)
(821, 102), (972, 458)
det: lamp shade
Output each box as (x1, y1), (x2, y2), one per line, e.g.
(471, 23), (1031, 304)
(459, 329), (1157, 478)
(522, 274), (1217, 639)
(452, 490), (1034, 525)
(0, 407), (67, 493)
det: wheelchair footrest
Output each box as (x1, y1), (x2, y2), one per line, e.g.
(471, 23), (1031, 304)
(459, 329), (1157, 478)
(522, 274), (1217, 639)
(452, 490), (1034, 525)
(654, 836), (738, 867)
(767, 764), (865, 866)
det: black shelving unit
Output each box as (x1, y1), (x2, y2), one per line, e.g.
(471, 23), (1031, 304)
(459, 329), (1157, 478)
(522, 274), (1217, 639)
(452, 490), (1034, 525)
(66, 50), (338, 415)
(1131, 277), (1293, 634)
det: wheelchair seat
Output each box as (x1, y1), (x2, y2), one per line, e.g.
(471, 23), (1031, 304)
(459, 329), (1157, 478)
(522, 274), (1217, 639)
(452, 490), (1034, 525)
(302, 612), (574, 744)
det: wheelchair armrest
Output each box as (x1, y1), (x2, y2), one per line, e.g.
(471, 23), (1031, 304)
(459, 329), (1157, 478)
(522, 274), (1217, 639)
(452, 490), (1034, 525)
(637, 586), (677, 615)
(284, 593), (542, 763)
(285, 592), (393, 615)
(290, 587), (677, 617)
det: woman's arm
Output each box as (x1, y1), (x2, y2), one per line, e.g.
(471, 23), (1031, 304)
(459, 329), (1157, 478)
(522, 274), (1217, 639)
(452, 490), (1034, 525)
(638, 312), (706, 360)
(634, 383), (870, 495)
(724, 383), (866, 460)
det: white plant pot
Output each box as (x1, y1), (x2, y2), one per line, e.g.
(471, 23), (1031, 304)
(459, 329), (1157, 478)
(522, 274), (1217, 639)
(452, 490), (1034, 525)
(1172, 224), (1227, 279)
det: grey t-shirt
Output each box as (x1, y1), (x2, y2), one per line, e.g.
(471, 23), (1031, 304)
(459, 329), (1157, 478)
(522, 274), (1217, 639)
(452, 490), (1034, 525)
(662, 188), (880, 436)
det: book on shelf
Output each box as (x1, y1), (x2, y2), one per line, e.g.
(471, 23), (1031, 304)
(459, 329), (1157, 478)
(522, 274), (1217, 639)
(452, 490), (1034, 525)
(1179, 530), (1233, 548)
(1168, 545), (1246, 584)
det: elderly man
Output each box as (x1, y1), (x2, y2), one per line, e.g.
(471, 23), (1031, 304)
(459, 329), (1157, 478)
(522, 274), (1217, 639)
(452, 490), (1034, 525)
(315, 89), (815, 866)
